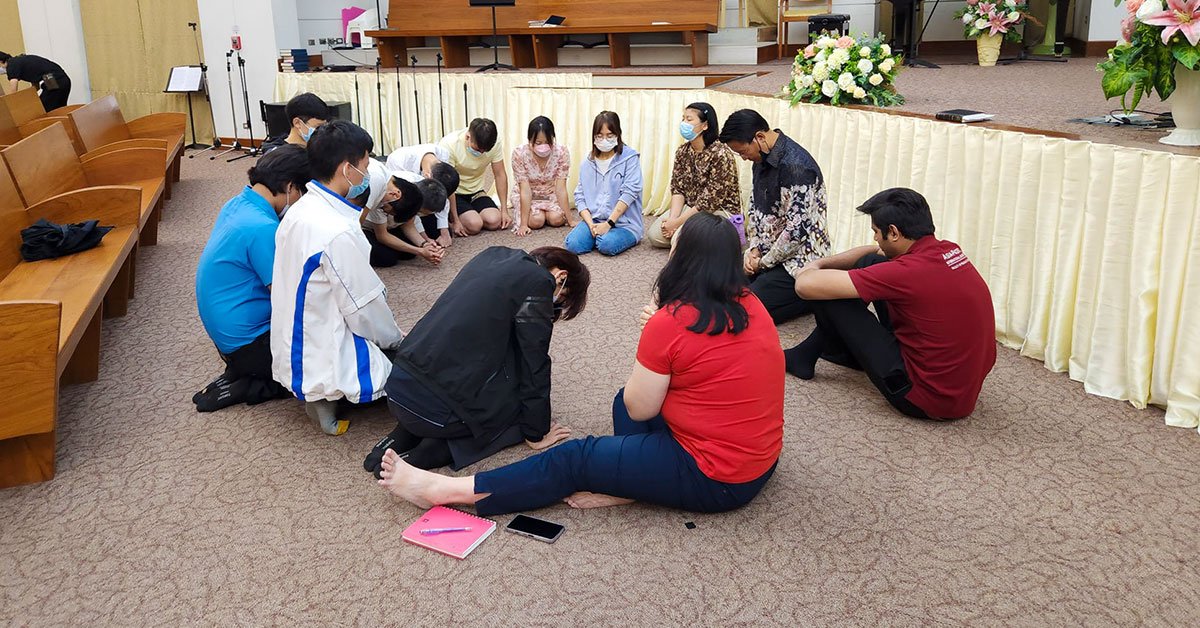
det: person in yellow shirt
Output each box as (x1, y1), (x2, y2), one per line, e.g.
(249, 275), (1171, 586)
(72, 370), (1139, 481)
(438, 118), (511, 236)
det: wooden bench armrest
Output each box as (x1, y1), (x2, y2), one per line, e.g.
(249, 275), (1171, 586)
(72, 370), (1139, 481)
(126, 113), (186, 140)
(24, 186), (142, 229)
(81, 139), (170, 161)
(81, 147), (169, 185)
(0, 300), (60, 441)
(45, 104), (83, 117)
(18, 116), (67, 136)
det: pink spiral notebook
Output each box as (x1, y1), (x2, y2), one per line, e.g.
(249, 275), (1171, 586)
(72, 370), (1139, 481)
(401, 506), (496, 559)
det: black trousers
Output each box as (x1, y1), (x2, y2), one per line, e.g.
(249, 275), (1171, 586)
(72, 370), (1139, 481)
(805, 254), (930, 419)
(750, 265), (811, 324)
(39, 76), (71, 111)
(364, 217), (441, 267)
(387, 370), (524, 470)
(218, 331), (289, 405)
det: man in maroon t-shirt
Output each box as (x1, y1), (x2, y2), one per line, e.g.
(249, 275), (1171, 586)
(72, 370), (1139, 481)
(784, 188), (996, 420)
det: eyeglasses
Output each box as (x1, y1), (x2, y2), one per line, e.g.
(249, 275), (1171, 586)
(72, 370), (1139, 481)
(593, 133), (617, 141)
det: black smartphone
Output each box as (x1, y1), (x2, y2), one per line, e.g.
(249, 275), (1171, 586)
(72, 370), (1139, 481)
(505, 514), (565, 543)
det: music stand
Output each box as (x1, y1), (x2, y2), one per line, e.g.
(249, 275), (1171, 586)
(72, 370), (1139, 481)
(471, 0), (518, 72)
(164, 65), (208, 149)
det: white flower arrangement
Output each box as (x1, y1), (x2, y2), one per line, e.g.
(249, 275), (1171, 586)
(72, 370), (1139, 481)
(954, 0), (1033, 42)
(787, 32), (905, 107)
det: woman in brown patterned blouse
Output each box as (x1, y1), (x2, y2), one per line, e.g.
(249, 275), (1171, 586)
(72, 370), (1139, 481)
(646, 102), (742, 249)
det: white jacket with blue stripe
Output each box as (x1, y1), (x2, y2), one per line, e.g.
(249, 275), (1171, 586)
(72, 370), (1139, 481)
(270, 180), (404, 403)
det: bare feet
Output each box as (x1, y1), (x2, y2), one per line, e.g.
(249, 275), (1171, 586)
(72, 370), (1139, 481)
(564, 491), (635, 509)
(377, 449), (435, 508)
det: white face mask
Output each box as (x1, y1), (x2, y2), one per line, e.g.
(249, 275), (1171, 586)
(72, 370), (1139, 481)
(279, 187), (293, 218)
(594, 137), (618, 153)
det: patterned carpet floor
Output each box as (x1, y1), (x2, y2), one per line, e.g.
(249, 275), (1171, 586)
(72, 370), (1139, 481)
(1, 153), (1198, 625)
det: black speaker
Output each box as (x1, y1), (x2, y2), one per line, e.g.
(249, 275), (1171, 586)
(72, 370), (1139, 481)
(261, 100), (354, 139)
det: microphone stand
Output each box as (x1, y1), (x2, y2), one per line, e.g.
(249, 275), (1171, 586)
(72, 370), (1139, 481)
(186, 22), (220, 157)
(394, 55), (404, 145)
(354, 71), (361, 126)
(375, 57), (385, 150)
(436, 52), (446, 138)
(212, 50), (242, 160)
(462, 83), (468, 128)
(228, 50), (259, 162)
(410, 55), (422, 143)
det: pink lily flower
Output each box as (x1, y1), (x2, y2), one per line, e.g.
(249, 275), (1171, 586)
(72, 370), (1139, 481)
(1142, 0), (1200, 46)
(987, 14), (1010, 35)
(980, 2), (996, 12)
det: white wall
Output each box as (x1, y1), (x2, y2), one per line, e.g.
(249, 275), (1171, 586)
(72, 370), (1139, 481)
(296, 0), (386, 51)
(272, 0), (302, 52)
(197, 0), (280, 140)
(1086, 0), (1125, 40)
(16, 0), (91, 104)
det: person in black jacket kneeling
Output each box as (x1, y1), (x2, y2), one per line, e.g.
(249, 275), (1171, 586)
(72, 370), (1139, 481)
(365, 245), (591, 473)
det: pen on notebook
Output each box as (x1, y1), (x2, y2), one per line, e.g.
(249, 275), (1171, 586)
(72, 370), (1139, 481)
(419, 527), (472, 535)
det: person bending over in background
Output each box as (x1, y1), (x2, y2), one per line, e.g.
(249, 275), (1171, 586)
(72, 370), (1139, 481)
(647, 102), (741, 249)
(564, 110), (644, 256)
(377, 213), (782, 516)
(271, 120), (405, 435)
(439, 118), (510, 235)
(386, 142), (460, 248)
(509, 115), (573, 236)
(260, 92), (328, 154)
(0, 51), (71, 110)
(719, 108), (830, 325)
(193, 145), (310, 412)
(786, 188), (996, 421)
(355, 162), (449, 268)
(363, 246), (590, 473)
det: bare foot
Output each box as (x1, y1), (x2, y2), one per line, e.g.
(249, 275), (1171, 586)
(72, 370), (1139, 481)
(377, 449), (435, 508)
(564, 491), (635, 509)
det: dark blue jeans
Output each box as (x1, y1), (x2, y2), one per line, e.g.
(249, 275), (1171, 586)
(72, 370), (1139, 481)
(473, 389), (777, 516)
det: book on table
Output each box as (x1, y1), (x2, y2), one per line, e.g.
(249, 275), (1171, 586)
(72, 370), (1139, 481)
(401, 506), (496, 559)
(936, 109), (994, 123)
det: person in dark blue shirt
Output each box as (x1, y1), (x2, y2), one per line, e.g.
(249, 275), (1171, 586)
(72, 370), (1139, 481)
(193, 145), (311, 412)
(0, 51), (71, 111)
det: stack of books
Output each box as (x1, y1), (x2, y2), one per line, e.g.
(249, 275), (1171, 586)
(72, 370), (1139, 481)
(280, 49), (311, 73)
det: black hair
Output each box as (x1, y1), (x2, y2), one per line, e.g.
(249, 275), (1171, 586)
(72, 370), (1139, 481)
(718, 109), (770, 145)
(654, 212), (749, 336)
(591, 111), (625, 158)
(468, 118), (498, 152)
(306, 119), (373, 181)
(286, 92), (329, 124)
(414, 179), (447, 214)
(529, 246), (590, 322)
(0, 52), (11, 63)
(429, 162), (460, 197)
(685, 102), (719, 148)
(388, 177), (423, 222)
(527, 116), (556, 144)
(247, 144), (311, 196)
(856, 188), (936, 240)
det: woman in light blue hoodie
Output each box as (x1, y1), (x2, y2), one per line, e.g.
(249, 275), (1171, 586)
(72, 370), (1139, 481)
(564, 111), (644, 256)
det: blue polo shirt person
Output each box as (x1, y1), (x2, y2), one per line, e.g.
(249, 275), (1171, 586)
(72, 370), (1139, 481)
(194, 145), (311, 412)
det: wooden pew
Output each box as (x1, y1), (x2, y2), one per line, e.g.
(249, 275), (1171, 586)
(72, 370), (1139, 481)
(68, 95), (186, 188)
(0, 163), (141, 488)
(370, 0), (719, 69)
(0, 88), (81, 127)
(2, 123), (167, 246)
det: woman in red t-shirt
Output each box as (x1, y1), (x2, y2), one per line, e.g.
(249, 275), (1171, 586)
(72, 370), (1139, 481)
(376, 212), (785, 516)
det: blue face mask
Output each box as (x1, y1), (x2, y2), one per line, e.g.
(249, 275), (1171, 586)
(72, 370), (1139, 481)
(467, 145), (483, 157)
(300, 122), (317, 142)
(346, 164), (371, 200)
(680, 121), (699, 142)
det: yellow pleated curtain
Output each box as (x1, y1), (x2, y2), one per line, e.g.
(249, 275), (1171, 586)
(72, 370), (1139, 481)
(0, 0), (25, 96)
(79, 0), (214, 143)
(275, 72), (1200, 432)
